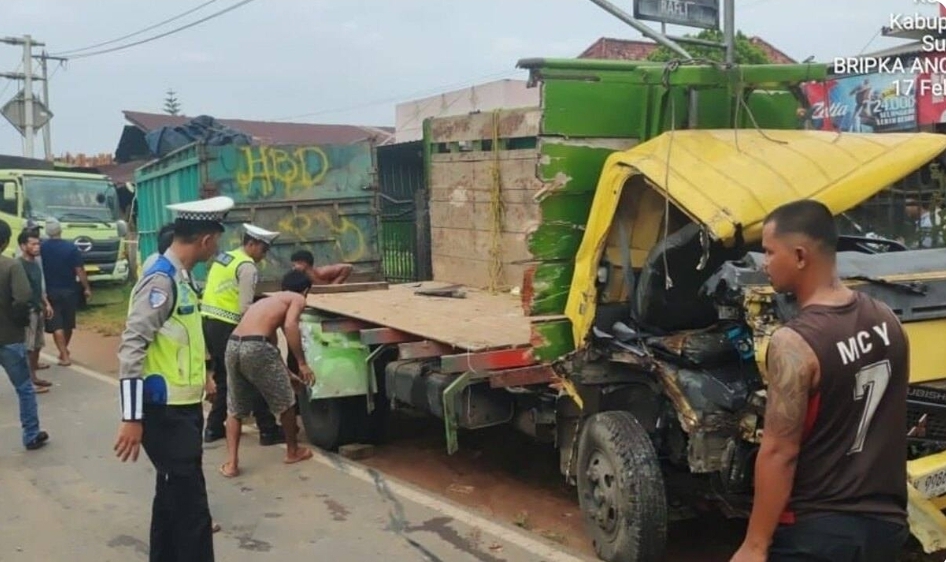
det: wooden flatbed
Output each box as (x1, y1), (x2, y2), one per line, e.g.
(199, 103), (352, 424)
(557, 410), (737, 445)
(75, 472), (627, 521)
(305, 281), (560, 352)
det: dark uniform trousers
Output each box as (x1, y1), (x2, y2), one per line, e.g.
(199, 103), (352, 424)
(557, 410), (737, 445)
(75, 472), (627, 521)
(141, 404), (214, 562)
(203, 317), (277, 435)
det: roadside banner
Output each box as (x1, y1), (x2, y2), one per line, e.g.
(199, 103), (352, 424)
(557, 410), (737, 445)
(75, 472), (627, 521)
(802, 73), (918, 132)
(916, 53), (946, 126)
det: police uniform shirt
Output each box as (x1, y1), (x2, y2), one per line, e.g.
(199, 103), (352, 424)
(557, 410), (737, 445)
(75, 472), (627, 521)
(118, 248), (187, 382)
(235, 260), (258, 314)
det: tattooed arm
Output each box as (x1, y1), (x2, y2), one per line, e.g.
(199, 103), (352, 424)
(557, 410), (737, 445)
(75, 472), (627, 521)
(731, 327), (818, 562)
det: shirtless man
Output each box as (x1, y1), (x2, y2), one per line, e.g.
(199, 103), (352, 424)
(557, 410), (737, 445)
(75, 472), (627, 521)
(219, 270), (315, 477)
(290, 249), (352, 285)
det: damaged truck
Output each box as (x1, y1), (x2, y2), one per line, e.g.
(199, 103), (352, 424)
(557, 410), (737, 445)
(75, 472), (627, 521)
(292, 58), (946, 562)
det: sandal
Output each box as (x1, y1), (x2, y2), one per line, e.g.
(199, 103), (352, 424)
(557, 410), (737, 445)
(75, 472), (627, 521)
(33, 385), (49, 394)
(34, 379), (52, 387)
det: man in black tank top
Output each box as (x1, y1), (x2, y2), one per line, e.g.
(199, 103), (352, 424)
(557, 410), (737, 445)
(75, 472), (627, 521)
(731, 200), (910, 562)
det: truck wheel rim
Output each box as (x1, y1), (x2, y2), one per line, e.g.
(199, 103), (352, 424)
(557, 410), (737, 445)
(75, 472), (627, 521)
(585, 449), (620, 535)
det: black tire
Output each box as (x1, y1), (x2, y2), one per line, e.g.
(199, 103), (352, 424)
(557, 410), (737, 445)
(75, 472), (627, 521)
(576, 411), (668, 562)
(297, 394), (370, 451)
(298, 394), (343, 450)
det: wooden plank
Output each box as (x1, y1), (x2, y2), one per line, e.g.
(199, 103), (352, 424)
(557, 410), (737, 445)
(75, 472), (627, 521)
(489, 365), (557, 388)
(429, 154), (544, 193)
(321, 318), (375, 333)
(360, 327), (419, 345)
(428, 200), (541, 233)
(431, 255), (526, 292)
(430, 227), (532, 263)
(399, 340), (457, 359)
(428, 108), (541, 144)
(429, 187), (543, 207)
(440, 347), (536, 374)
(308, 282), (389, 294)
(306, 282), (541, 351)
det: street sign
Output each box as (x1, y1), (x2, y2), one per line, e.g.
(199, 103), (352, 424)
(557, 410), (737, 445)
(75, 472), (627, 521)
(1, 89), (52, 135)
(633, 0), (720, 30)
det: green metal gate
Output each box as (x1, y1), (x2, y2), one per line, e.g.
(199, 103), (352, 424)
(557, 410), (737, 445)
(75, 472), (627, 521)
(377, 141), (431, 282)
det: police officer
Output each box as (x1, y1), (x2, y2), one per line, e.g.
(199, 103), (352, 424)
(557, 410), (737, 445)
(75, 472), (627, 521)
(201, 223), (284, 445)
(113, 196), (234, 562)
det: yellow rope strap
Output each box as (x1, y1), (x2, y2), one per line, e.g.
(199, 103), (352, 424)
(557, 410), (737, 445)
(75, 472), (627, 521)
(487, 109), (505, 294)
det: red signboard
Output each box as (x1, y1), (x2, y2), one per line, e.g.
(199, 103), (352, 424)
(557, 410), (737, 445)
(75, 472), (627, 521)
(916, 53), (946, 126)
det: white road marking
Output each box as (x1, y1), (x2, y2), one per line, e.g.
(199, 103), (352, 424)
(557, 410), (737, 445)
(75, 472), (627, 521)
(45, 352), (593, 562)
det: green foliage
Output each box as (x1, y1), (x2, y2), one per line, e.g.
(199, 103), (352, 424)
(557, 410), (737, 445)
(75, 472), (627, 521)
(646, 30), (771, 65)
(163, 89), (181, 116)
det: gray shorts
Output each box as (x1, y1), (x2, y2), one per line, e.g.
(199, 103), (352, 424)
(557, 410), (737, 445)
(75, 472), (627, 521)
(224, 337), (295, 419)
(25, 310), (44, 351)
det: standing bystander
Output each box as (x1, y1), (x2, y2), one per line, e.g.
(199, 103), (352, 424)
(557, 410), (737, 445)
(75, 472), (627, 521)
(18, 229), (53, 392)
(731, 200), (910, 562)
(0, 219), (49, 450)
(40, 218), (91, 366)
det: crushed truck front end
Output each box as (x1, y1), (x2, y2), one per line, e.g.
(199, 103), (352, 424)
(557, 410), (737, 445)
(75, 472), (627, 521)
(565, 127), (946, 557)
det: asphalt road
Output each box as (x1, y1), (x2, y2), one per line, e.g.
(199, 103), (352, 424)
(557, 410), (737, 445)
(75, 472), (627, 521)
(0, 360), (594, 562)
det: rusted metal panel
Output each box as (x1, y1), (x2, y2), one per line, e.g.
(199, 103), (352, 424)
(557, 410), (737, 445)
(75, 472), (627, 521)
(440, 347), (536, 374)
(321, 318), (375, 334)
(398, 340), (456, 359)
(489, 365), (556, 388)
(359, 327), (419, 345)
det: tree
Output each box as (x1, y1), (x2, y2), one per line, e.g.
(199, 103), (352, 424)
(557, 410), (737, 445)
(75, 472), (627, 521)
(163, 89), (181, 116)
(646, 30), (771, 65)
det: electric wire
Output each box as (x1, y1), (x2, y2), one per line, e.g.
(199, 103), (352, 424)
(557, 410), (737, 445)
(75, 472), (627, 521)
(52, 0), (221, 56)
(65, 0), (257, 60)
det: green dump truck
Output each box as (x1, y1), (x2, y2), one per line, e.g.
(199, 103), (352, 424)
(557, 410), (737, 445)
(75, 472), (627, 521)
(292, 58), (946, 562)
(0, 167), (130, 283)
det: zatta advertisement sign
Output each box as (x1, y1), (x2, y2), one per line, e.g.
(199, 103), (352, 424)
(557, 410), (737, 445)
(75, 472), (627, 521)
(802, 73), (917, 132)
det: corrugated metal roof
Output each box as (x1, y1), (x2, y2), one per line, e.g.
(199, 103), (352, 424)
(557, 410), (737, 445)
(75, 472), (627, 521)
(123, 111), (395, 146)
(578, 36), (797, 64)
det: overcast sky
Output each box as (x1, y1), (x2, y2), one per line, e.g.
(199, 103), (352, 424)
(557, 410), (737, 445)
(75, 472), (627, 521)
(0, 0), (928, 156)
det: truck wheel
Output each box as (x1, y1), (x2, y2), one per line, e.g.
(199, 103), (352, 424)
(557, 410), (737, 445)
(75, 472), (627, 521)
(298, 395), (343, 450)
(297, 394), (371, 451)
(577, 411), (667, 562)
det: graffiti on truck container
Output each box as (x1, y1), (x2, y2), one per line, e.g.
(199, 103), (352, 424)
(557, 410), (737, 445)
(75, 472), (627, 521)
(276, 210), (369, 263)
(233, 146), (330, 198)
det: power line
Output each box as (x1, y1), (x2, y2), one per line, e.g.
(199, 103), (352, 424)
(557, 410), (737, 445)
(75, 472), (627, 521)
(0, 62), (22, 101)
(53, 0), (221, 56)
(270, 70), (520, 122)
(67, 0), (257, 60)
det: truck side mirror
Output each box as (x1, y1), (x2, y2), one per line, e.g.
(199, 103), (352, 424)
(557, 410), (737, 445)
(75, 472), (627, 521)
(2, 183), (15, 201)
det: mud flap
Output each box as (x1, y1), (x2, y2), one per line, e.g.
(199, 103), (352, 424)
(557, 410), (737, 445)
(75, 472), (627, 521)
(907, 450), (946, 553)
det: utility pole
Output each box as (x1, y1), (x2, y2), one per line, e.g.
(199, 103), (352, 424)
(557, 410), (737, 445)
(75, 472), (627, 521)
(35, 51), (67, 159)
(0, 35), (55, 159)
(22, 35), (34, 158)
(724, 0), (735, 65)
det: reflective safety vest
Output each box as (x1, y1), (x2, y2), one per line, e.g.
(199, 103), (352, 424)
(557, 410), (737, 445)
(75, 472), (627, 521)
(134, 257), (206, 406)
(201, 248), (254, 325)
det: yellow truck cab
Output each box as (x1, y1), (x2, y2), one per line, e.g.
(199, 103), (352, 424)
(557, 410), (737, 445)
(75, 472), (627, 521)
(0, 169), (129, 284)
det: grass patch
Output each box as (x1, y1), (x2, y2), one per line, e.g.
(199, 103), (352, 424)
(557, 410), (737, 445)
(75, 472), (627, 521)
(79, 282), (130, 337)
